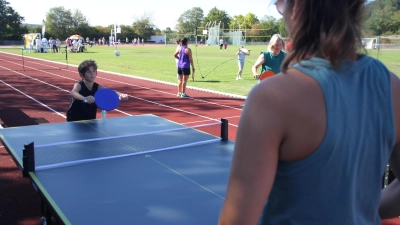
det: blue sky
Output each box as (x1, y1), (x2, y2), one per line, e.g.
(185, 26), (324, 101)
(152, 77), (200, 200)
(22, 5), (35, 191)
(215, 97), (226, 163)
(8, 0), (281, 30)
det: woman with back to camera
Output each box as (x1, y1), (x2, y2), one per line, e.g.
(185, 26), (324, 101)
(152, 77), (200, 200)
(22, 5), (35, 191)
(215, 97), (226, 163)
(219, 0), (400, 224)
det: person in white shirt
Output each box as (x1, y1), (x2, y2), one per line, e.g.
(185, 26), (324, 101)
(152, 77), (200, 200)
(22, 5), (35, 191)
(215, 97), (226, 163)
(72, 39), (77, 52)
(77, 39), (83, 52)
(48, 37), (53, 52)
(236, 46), (251, 80)
(41, 37), (48, 52)
(175, 39), (181, 80)
(219, 38), (223, 51)
(56, 38), (61, 53)
(35, 36), (41, 52)
(29, 36), (34, 52)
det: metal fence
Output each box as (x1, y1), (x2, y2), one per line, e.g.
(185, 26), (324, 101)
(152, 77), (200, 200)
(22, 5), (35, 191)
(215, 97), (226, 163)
(0, 40), (24, 45)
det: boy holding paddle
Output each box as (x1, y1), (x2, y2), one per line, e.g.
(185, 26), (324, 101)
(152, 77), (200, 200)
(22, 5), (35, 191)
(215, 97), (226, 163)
(66, 60), (128, 122)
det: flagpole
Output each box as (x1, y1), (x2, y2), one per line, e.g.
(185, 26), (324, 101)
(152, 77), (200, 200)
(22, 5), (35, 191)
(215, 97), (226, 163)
(114, 23), (117, 45)
(42, 19), (46, 38)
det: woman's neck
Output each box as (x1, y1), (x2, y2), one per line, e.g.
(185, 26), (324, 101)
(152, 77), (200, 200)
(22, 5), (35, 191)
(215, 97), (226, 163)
(272, 50), (280, 56)
(83, 80), (94, 89)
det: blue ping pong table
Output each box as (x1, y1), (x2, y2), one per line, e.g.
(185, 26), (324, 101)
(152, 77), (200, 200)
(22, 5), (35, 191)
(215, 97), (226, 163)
(0, 114), (234, 225)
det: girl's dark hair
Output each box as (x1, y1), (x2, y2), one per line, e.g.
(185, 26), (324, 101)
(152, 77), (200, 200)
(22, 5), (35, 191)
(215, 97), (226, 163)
(78, 60), (98, 77)
(282, 0), (366, 72)
(181, 38), (188, 45)
(176, 39), (181, 44)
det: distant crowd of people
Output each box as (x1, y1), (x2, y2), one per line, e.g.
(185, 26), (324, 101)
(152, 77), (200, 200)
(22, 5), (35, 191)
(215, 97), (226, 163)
(29, 35), (150, 53)
(33, 36), (61, 53)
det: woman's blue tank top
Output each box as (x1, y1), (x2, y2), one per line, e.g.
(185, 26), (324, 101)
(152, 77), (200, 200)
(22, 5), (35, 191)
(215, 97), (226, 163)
(259, 56), (395, 225)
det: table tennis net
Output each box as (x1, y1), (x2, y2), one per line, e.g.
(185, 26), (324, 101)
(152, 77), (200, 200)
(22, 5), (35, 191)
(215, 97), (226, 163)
(32, 121), (225, 170)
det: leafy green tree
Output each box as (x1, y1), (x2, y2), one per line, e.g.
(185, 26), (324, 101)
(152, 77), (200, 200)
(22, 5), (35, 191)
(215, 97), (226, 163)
(71, 9), (90, 32)
(245, 15), (281, 42)
(230, 13), (259, 29)
(45, 7), (92, 40)
(365, 0), (400, 35)
(132, 12), (156, 40)
(117, 25), (136, 43)
(45, 7), (73, 39)
(27, 25), (42, 34)
(202, 7), (231, 30)
(259, 15), (280, 37)
(176, 7), (204, 34)
(93, 25), (111, 41)
(230, 15), (245, 29)
(0, 0), (27, 40)
(277, 18), (287, 38)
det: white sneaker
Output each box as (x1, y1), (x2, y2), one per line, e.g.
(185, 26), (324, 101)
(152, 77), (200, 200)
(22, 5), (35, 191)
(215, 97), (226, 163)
(236, 77), (239, 80)
(239, 77), (242, 80)
(180, 93), (190, 98)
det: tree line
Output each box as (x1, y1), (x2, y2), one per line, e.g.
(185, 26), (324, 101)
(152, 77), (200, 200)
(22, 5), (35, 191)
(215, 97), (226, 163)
(1, 0), (400, 42)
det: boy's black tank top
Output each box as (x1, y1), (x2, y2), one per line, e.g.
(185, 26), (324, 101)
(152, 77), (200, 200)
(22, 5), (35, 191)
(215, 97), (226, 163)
(66, 81), (99, 122)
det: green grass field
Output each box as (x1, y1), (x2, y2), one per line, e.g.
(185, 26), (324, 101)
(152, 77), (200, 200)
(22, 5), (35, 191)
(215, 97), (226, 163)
(1, 45), (399, 96)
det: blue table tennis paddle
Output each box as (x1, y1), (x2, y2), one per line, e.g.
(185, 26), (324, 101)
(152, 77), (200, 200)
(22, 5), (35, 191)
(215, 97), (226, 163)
(94, 88), (120, 111)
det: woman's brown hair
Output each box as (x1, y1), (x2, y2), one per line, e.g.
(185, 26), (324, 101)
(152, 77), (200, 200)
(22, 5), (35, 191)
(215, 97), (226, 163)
(281, 0), (366, 72)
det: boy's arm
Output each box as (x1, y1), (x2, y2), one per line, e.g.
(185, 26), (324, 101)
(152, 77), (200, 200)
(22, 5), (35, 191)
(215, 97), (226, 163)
(70, 83), (84, 100)
(98, 85), (128, 101)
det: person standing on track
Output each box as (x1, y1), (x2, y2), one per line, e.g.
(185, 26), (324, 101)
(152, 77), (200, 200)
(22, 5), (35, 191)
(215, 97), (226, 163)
(219, 0), (400, 224)
(173, 38), (195, 98)
(66, 60), (128, 122)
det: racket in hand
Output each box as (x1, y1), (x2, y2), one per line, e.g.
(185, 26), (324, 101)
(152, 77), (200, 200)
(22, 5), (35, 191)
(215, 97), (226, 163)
(94, 88), (120, 118)
(257, 71), (275, 84)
